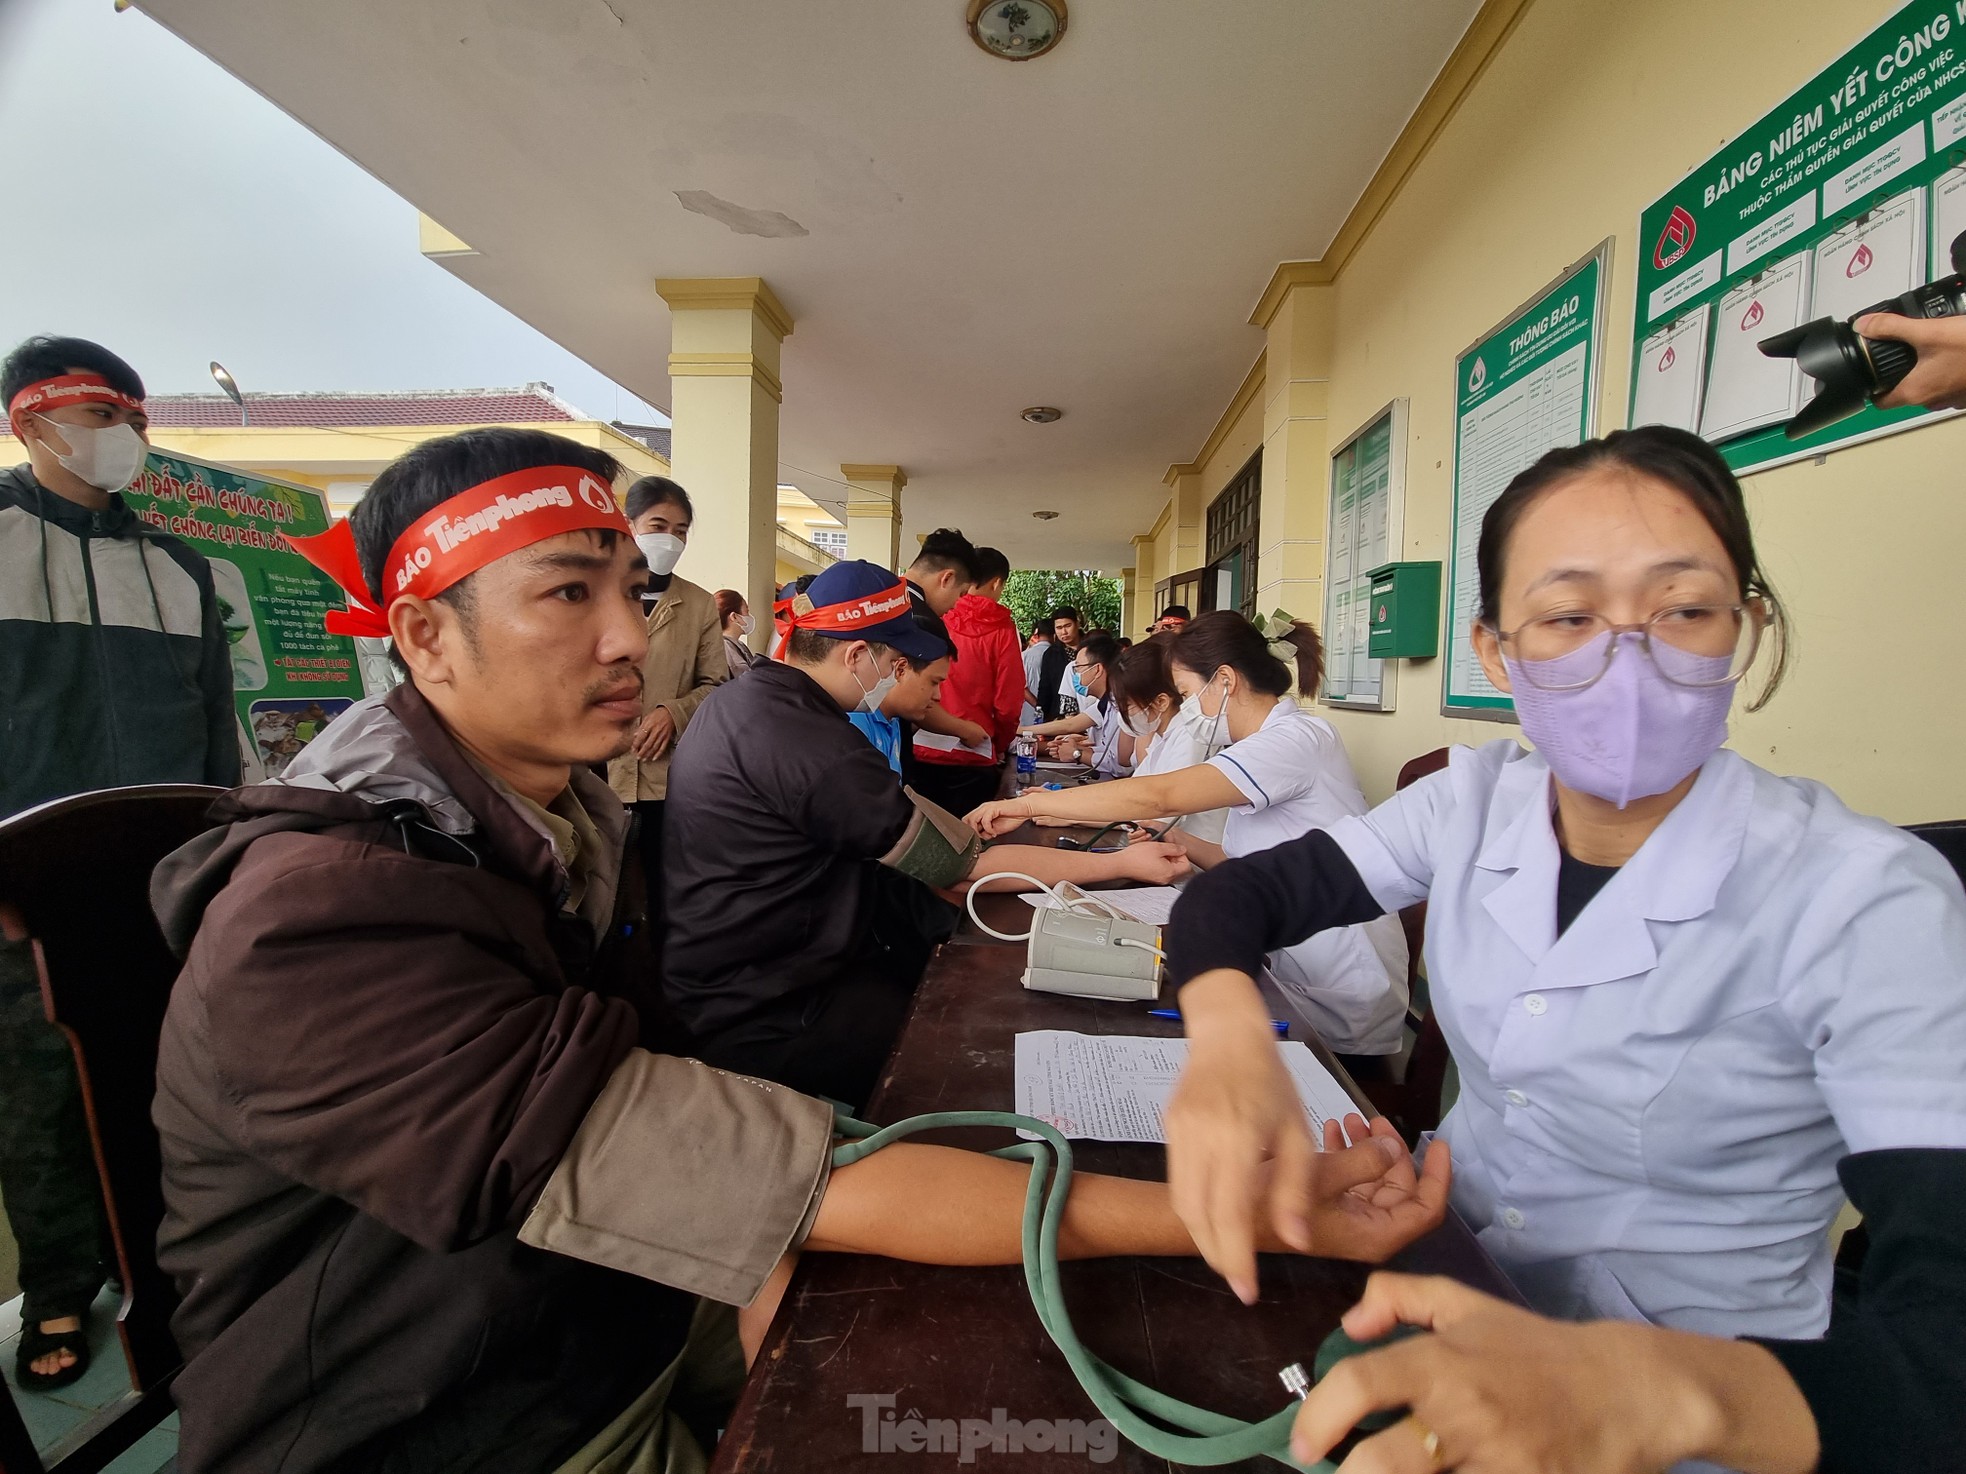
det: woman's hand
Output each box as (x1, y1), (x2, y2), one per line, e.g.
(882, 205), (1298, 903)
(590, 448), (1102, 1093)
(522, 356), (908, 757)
(1165, 972), (1442, 1303)
(1290, 1275), (1819, 1474)
(966, 798), (1034, 838)
(1116, 840), (1192, 885)
(1288, 1115), (1450, 1264)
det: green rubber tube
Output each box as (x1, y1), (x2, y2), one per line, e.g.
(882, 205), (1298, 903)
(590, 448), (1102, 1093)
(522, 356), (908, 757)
(831, 1108), (1329, 1470)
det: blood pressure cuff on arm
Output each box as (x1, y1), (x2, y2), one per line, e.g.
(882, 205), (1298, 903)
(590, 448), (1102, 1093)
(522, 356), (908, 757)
(878, 787), (983, 890)
(519, 1051), (836, 1307)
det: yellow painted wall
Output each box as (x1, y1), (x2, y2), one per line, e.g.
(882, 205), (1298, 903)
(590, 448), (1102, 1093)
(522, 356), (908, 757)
(1151, 0), (1966, 823)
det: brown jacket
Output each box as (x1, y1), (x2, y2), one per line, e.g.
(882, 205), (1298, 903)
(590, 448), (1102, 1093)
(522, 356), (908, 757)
(607, 575), (725, 803)
(150, 683), (831, 1474)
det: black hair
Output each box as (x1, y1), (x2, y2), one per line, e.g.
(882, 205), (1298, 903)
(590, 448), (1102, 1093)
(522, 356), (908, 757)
(1159, 604), (1191, 621)
(787, 627), (896, 665)
(1049, 605), (1082, 626)
(353, 427), (621, 670)
(904, 609), (957, 669)
(1033, 617), (1055, 640)
(1474, 424), (1787, 708)
(910, 527), (979, 582)
(969, 546), (1011, 585)
(1074, 632), (1122, 676)
(1171, 610), (1323, 699)
(1111, 638), (1180, 715)
(625, 475), (692, 523)
(2, 335), (145, 414)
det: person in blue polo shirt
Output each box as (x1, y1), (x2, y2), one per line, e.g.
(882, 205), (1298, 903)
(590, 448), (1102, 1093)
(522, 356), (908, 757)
(661, 561), (1188, 1108)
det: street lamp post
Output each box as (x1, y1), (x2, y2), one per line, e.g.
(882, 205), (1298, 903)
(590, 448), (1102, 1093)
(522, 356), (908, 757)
(210, 361), (248, 427)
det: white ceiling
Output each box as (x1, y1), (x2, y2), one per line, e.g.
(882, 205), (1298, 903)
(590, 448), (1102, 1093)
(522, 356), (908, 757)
(140, 0), (1480, 571)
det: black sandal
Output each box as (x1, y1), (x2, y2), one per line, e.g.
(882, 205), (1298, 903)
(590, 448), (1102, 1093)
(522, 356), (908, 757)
(14, 1322), (91, 1393)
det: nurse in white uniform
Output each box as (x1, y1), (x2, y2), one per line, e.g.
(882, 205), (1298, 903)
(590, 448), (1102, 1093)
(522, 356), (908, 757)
(1018, 633), (1131, 776)
(1161, 426), (1966, 1474)
(969, 612), (1410, 1058)
(1107, 638), (1229, 845)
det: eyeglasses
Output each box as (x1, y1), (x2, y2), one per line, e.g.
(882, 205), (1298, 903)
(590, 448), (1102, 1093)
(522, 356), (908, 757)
(1491, 603), (1763, 692)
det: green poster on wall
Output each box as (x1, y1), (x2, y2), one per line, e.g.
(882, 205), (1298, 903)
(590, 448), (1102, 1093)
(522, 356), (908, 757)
(1444, 242), (1610, 718)
(1632, 0), (1966, 472)
(123, 449), (373, 780)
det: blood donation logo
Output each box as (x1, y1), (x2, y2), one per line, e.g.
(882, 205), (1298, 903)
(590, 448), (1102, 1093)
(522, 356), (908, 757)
(577, 475), (617, 513)
(1467, 357), (1488, 395)
(1653, 206), (1697, 271)
(1740, 299), (1764, 332)
(1847, 243), (1874, 278)
(1658, 346), (1677, 371)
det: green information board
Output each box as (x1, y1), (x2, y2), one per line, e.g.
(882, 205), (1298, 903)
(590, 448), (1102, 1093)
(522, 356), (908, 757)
(1444, 242), (1610, 718)
(1632, 0), (1966, 473)
(124, 450), (371, 780)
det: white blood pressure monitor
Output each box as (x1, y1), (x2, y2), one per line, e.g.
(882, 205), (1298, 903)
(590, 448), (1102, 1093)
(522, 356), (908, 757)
(968, 878), (1163, 1001)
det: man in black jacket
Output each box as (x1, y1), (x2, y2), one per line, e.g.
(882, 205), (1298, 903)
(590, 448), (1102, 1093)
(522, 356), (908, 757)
(1036, 603), (1084, 721)
(0, 335), (239, 1391)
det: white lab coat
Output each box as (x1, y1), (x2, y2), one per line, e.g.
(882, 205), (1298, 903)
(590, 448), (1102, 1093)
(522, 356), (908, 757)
(1208, 702), (1410, 1054)
(1133, 718), (1229, 845)
(1082, 696), (1130, 778)
(1330, 738), (1966, 1338)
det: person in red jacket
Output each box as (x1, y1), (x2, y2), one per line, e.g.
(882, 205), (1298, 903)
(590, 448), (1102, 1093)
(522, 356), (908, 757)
(909, 546), (1023, 815)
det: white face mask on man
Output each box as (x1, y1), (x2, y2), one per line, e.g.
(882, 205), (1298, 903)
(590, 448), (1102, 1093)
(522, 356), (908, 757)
(38, 416), (147, 492)
(852, 646), (900, 714)
(634, 531), (685, 577)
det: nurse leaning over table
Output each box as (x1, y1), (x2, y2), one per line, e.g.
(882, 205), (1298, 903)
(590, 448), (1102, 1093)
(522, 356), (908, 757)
(1159, 426), (1966, 1474)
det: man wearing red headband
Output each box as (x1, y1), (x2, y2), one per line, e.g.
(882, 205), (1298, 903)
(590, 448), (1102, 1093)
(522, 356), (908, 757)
(663, 558), (1193, 1110)
(0, 335), (241, 1391)
(145, 430), (1443, 1474)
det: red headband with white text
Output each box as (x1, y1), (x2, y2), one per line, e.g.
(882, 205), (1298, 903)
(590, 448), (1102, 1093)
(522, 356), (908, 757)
(8, 374), (145, 424)
(286, 464), (631, 638)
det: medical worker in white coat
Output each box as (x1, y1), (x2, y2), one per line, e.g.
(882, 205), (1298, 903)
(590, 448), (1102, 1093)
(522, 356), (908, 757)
(1106, 637), (1229, 845)
(969, 611), (1410, 1059)
(1161, 426), (1966, 1474)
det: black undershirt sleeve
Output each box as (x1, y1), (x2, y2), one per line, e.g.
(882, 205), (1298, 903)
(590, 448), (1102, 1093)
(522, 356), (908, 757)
(1751, 1148), (1966, 1471)
(1164, 827), (1386, 985)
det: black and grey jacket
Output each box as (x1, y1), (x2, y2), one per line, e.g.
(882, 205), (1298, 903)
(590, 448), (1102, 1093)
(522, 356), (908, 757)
(0, 463), (240, 820)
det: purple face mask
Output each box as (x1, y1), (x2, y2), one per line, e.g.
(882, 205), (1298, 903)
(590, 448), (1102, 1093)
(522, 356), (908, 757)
(1505, 631), (1736, 809)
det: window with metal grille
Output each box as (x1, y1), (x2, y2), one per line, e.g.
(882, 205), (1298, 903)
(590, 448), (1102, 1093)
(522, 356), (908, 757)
(1204, 452), (1261, 618)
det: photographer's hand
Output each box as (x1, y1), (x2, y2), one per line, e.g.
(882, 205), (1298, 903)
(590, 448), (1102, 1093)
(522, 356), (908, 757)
(1857, 312), (1966, 411)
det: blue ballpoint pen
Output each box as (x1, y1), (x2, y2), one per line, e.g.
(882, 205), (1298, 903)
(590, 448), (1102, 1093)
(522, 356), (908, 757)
(1147, 1008), (1288, 1036)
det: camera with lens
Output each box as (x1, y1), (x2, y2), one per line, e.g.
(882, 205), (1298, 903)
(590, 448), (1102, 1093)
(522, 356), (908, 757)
(1758, 228), (1966, 438)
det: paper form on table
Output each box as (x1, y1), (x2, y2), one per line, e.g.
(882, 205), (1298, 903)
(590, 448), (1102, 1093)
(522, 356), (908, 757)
(1013, 1030), (1360, 1143)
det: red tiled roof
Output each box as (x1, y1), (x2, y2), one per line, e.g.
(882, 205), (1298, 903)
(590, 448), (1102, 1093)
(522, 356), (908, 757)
(143, 384), (580, 429)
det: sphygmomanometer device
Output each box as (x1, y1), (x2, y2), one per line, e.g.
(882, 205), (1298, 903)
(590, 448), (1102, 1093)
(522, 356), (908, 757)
(966, 875), (1162, 1000)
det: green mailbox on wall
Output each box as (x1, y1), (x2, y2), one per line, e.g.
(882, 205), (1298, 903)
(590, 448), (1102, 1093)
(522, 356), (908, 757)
(1364, 561), (1441, 660)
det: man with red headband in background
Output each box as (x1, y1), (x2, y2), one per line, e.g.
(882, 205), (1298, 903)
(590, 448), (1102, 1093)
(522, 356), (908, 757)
(147, 429), (1446, 1473)
(0, 335), (239, 1392)
(662, 559), (1194, 1110)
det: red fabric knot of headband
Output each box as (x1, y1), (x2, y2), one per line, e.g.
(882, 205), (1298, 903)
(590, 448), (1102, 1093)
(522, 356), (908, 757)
(8, 374), (145, 422)
(286, 464), (631, 639)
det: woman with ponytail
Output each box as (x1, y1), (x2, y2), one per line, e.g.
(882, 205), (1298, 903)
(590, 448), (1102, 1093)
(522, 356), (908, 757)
(966, 610), (1409, 1057)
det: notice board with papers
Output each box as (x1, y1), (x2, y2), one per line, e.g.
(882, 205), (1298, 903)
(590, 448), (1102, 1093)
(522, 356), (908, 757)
(1631, 0), (1966, 473)
(1444, 243), (1609, 718)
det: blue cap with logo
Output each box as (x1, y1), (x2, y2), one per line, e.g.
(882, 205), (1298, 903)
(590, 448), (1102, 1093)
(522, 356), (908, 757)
(787, 559), (952, 665)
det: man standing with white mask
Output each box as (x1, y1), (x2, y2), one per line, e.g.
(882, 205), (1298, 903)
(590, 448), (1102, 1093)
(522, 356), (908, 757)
(606, 475), (724, 926)
(0, 334), (239, 1391)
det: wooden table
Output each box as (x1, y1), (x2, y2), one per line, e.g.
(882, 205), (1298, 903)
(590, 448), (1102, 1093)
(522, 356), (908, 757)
(715, 940), (1517, 1472)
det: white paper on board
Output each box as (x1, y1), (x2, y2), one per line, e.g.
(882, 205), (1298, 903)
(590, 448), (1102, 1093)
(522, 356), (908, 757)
(1934, 166), (1966, 271)
(1701, 253), (1811, 442)
(1811, 189), (1926, 325)
(1631, 309), (1709, 433)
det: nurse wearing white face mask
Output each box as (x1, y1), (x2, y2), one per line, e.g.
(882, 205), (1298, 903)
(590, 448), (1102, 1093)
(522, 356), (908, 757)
(1017, 633), (1131, 776)
(969, 612), (1410, 1058)
(1106, 636), (1228, 842)
(1162, 425), (1966, 1474)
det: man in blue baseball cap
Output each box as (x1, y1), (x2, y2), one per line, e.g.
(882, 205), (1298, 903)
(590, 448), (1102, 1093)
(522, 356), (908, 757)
(662, 560), (1189, 1107)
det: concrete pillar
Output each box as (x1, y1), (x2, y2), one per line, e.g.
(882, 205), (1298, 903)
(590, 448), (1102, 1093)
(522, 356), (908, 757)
(1253, 279), (1336, 622)
(1163, 466), (1205, 578)
(1129, 533), (1158, 638)
(655, 277), (793, 646)
(1119, 567), (1137, 638)
(840, 464), (906, 571)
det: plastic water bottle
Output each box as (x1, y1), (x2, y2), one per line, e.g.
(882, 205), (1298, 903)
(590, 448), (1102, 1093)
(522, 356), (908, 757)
(1014, 735), (1037, 784)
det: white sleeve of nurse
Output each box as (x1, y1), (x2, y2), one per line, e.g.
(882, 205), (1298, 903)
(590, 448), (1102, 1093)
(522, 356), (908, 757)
(1324, 767), (1452, 915)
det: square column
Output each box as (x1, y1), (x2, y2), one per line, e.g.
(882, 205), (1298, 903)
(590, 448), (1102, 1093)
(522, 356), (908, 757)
(1254, 278), (1336, 621)
(656, 277), (793, 643)
(841, 464), (906, 571)
(1129, 533), (1158, 638)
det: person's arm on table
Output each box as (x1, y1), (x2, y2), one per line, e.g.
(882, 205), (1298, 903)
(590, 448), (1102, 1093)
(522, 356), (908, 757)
(917, 700), (991, 749)
(1159, 829), (1397, 1303)
(961, 839), (1192, 893)
(1019, 713), (1095, 739)
(967, 763), (1246, 834)
(1289, 1274), (1819, 1474)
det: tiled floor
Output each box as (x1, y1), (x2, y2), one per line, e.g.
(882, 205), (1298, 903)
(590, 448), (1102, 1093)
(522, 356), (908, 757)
(1, 1287), (178, 1471)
